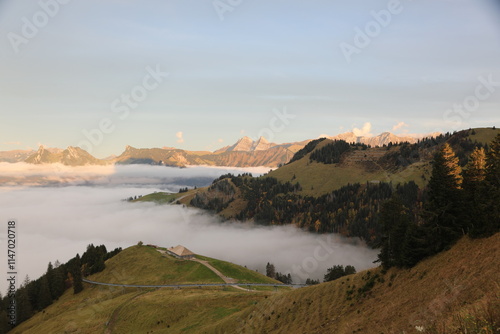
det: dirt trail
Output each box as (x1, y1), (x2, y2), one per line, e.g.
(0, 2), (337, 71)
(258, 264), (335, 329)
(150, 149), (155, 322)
(190, 258), (251, 292)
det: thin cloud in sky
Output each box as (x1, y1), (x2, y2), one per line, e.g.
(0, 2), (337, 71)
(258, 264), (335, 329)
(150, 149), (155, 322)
(393, 121), (409, 132)
(176, 131), (184, 144)
(352, 122), (373, 137)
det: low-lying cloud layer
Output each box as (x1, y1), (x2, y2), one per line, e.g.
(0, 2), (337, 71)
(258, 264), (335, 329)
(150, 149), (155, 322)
(0, 165), (377, 292)
(0, 163), (271, 189)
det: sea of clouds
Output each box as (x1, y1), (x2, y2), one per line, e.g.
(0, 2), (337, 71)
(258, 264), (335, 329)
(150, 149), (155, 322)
(0, 163), (377, 292)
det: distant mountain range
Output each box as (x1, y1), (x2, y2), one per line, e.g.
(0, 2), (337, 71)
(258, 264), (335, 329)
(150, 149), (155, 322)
(25, 146), (107, 166)
(0, 131), (438, 167)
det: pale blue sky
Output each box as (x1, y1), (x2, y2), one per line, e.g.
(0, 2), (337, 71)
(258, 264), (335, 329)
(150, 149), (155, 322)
(1, 0), (499, 157)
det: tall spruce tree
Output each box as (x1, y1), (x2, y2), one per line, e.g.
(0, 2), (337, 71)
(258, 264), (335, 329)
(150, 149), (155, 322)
(50, 265), (66, 300)
(462, 147), (487, 236)
(72, 255), (83, 294)
(425, 143), (463, 252)
(37, 276), (52, 310)
(16, 288), (32, 324)
(482, 133), (500, 236)
(377, 197), (407, 268)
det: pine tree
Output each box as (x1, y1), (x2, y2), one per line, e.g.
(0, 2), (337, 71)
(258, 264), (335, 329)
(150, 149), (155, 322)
(0, 308), (10, 333)
(464, 147), (487, 184)
(72, 255), (84, 294)
(37, 276), (52, 310)
(377, 197), (410, 268)
(50, 266), (66, 300)
(16, 288), (32, 324)
(324, 265), (346, 282)
(265, 262), (276, 279)
(462, 147), (487, 236)
(480, 134), (500, 237)
(425, 143), (464, 252)
(91, 256), (105, 274)
(486, 133), (500, 186)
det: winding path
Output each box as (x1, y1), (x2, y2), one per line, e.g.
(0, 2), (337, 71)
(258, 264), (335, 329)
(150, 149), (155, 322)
(190, 257), (250, 291)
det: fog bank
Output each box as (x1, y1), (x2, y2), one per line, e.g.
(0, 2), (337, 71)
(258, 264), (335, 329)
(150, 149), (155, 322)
(0, 165), (377, 292)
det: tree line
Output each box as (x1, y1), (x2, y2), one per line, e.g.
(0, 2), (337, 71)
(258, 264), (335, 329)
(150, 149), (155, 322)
(191, 174), (422, 247)
(265, 262), (356, 285)
(377, 134), (500, 269)
(0, 244), (121, 332)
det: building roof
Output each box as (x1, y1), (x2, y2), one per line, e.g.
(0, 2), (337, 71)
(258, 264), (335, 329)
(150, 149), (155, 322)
(168, 245), (195, 257)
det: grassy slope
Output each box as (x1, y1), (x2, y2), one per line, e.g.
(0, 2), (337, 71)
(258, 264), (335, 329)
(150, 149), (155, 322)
(90, 245), (223, 285)
(11, 283), (271, 334)
(466, 127), (499, 144)
(195, 255), (281, 284)
(133, 192), (183, 204)
(12, 245), (284, 334)
(267, 144), (430, 197)
(11, 235), (499, 333)
(215, 233), (500, 334)
(267, 127), (499, 197)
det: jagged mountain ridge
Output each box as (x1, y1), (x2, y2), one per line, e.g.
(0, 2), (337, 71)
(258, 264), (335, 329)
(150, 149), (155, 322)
(5, 131), (442, 167)
(114, 144), (298, 167)
(216, 136), (276, 153)
(326, 131), (431, 147)
(25, 146), (107, 166)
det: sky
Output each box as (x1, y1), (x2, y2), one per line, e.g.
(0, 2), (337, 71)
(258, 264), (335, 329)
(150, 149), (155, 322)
(0, 164), (377, 292)
(1, 0), (500, 158)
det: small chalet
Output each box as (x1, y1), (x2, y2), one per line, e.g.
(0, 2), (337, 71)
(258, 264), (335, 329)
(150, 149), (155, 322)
(167, 245), (195, 259)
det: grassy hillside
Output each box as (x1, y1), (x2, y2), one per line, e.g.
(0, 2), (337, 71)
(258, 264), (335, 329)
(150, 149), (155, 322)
(267, 151), (430, 197)
(11, 245), (284, 334)
(195, 255), (281, 284)
(13, 234), (498, 333)
(132, 192), (184, 204)
(466, 127), (499, 145)
(215, 233), (500, 333)
(10, 280), (271, 334)
(90, 245), (223, 285)
(266, 127), (499, 197)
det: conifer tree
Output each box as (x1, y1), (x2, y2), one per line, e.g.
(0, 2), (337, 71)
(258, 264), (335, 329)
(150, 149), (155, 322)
(463, 147), (487, 184)
(16, 288), (32, 324)
(480, 134), (500, 237)
(37, 276), (52, 310)
(265, 262), (276, 279)
(462, 147), (487, 236)
(0, 308), (9, 333)
(425, 143), (463, 252)
(486, 133), (500, 186)
(377, 196), (411, 268)
(72, 255), (83, 294)
(50, 265), (66, 300)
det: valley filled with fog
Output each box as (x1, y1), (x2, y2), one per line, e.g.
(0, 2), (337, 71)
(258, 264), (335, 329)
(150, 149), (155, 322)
(0, 163), (377, 292)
